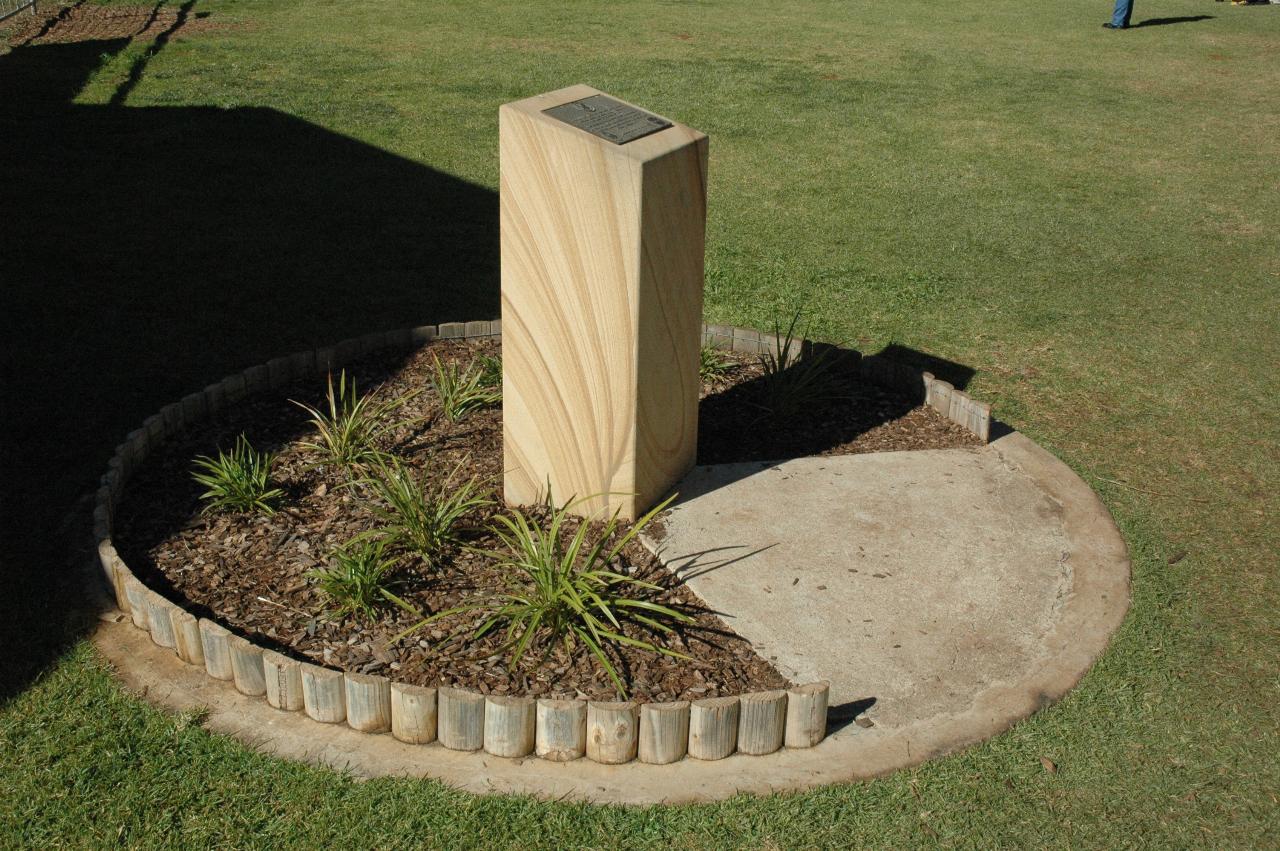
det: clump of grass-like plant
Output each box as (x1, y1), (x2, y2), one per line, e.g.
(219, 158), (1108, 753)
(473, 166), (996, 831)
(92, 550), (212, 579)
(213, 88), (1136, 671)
(308, 537), (401, 621)
(398, 494), (692, 697)
(430, 355), (501, 423)
(191, 434), (285, 515)
(475, 352), (502, 390)
(756, 311), (840, 418)
(358, 456), (492, 569)
(291, 371), (412, 473)
(699, 345), (733, 382)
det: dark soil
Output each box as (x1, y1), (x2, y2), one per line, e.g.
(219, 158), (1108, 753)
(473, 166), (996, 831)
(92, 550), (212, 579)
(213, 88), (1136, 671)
(113, 339), (978, 702)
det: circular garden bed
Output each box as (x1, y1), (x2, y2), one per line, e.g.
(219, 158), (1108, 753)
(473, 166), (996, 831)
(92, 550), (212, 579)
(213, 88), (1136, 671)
(92, 320), (993, 768)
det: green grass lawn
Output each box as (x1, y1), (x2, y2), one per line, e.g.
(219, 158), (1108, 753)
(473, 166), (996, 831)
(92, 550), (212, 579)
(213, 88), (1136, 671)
(2, 0), (1277, 846)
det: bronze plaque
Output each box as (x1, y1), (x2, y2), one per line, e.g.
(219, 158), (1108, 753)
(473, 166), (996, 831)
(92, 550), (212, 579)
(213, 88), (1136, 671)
(544, 95), (672, 144)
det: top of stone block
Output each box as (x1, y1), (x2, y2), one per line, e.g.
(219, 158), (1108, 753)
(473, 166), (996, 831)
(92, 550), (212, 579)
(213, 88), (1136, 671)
(500, 84), (705, 163)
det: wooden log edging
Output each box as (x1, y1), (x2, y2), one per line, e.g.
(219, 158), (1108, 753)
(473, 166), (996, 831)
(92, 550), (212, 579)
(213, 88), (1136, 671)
(702, 324), (992, 443)
(87, 321), (898, 769)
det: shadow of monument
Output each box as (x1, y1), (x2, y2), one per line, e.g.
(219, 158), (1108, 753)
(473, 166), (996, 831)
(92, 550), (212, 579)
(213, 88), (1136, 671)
(696, 343), (977, 465)
(0, 30), (499, 702)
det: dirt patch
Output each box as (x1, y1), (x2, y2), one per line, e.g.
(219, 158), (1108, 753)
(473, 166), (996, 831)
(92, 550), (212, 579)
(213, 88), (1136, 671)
(5, 2), (228, 47)
(112, 339), (976, 702)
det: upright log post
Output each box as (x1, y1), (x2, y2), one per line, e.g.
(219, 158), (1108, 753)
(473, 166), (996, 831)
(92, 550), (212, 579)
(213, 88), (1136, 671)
(784, 682), (830, 748)
(638, 701), (690, 764)
(438, 688), (485, 751)
(586, 701), (639, 764)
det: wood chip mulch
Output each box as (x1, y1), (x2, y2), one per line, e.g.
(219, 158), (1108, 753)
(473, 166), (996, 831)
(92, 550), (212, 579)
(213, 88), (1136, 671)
(112, 338), (979, 702)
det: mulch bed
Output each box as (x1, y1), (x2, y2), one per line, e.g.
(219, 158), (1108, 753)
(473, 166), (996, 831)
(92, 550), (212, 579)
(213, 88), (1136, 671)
(113, 338), (979, 702)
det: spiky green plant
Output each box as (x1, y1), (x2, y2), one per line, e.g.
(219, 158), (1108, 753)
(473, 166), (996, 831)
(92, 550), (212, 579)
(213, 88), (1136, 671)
(358, 456), (492, 569)
(475, 352), (502, 390)
(397, 494), (692, 697)
(291, 371), (412, 472)
(699, 345), (733, 382)
(429, 355), (501, 423)
(756, 311), (840, 418)
(308, 537), (400, 621)
(190, 434), (285, 515)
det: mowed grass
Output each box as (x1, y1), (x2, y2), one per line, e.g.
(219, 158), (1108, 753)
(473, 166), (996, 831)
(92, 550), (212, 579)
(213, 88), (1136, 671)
(2, 0), (1278, 846)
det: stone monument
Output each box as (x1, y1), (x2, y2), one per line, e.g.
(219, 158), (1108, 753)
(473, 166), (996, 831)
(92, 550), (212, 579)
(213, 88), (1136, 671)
(500, 84), (708, 520)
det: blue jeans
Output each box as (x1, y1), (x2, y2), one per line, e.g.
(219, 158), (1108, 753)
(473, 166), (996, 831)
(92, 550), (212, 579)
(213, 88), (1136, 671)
(1111, 0), (1134, 27)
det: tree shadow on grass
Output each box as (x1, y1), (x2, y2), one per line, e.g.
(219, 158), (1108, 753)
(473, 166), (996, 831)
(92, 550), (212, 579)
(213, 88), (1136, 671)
(0, 22), (498, 702)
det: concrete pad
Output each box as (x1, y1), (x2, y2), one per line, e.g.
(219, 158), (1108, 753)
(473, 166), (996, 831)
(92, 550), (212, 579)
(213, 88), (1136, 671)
(644, 441), (1074, 730)
(90, 430), (1128, 804)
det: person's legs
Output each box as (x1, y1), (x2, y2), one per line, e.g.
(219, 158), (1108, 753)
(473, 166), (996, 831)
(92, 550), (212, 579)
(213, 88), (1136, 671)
(1110, 0), (1134, 27)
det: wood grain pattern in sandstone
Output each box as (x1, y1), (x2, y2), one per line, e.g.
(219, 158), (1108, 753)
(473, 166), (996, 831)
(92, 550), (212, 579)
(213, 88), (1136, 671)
(500, 84), (708, 520)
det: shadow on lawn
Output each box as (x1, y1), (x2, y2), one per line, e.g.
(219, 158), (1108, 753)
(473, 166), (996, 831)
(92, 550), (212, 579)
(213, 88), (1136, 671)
(0, 18), (498, 701)
(0, 4), (983, 707)
(1132, 15), (1214, 27)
